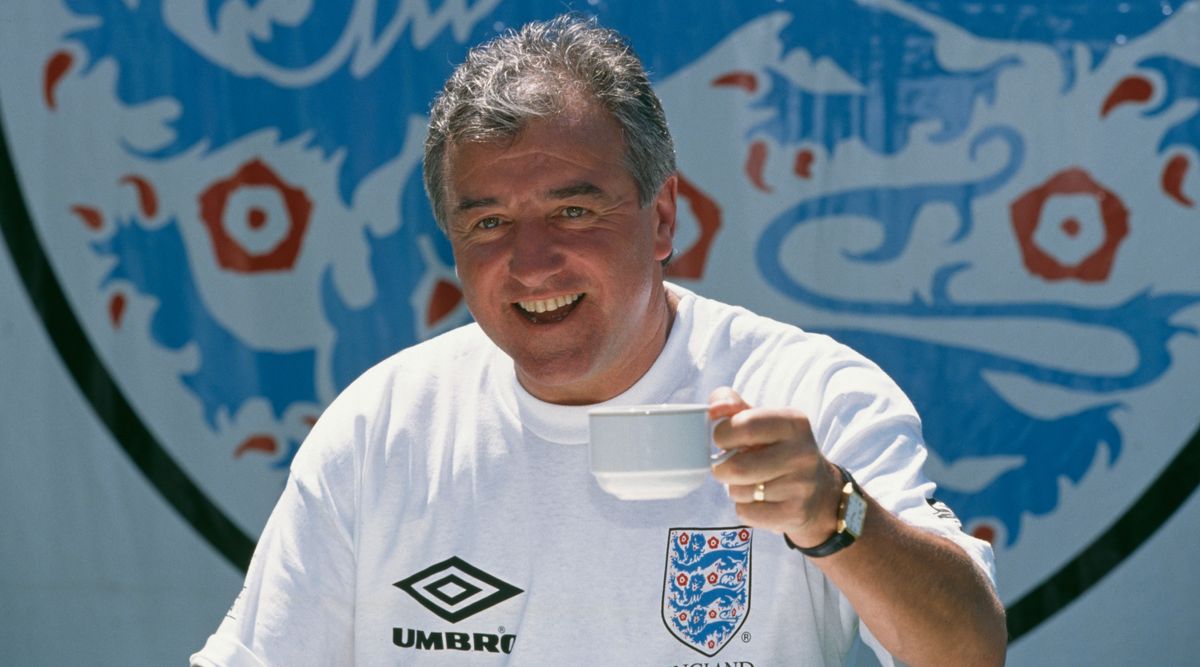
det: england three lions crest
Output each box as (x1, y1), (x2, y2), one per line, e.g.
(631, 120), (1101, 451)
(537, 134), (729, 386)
(662, 527), (752, 656)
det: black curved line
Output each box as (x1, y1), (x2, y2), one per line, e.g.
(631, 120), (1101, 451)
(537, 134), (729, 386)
(0, 104), (254, 571)
(1005, 422), (1200, 640)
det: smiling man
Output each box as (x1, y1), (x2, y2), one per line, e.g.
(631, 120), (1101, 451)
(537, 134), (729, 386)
(441, 98), (678, 405)
(193, 14), (1005, 666)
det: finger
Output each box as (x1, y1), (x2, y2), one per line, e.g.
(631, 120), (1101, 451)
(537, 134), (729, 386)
(725, 472), (818, 504)
(729, 499), (795, 534)
(713, 440), (811, 485)
(712, 407), (814, 452)
(707, 386), (749, 421)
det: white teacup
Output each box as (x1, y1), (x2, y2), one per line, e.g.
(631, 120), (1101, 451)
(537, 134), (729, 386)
(587, 403), (724, 501)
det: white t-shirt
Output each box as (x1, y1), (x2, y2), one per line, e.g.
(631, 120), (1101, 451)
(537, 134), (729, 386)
(191, 285), (994, 666)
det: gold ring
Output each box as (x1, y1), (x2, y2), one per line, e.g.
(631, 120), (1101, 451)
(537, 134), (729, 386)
(753, 482), (766, 503)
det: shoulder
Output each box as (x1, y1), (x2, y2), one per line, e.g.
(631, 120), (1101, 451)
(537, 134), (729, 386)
(293, 323), (497, 469)
(337, 323), (493, 404)
(675, 285), (920, 436)
(676, 285), (862, 377)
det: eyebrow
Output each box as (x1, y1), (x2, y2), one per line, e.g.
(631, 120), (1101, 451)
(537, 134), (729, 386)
(455, 197), (497, 214)
(547, 182), (605, 200)
(453, 182), (607, 215)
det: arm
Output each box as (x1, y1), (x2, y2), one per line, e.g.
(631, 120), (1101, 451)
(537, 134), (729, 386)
(709, 387), (1007, 667)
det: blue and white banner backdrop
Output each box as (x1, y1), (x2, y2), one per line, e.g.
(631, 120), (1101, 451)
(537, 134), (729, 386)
(1, 1), (1198, 663)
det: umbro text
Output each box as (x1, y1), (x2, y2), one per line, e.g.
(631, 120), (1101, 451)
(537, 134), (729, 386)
(393, 627), (517, 653)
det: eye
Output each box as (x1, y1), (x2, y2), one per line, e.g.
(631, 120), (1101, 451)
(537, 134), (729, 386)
(560, 206), (589, 219)
(476, 216), (502, 230)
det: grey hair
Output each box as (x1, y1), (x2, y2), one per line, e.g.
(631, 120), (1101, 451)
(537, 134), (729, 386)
(423, 14), (677, 232)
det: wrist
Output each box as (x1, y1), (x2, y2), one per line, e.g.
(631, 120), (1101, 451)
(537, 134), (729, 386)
(784, 464), (867, 558)
(785, 461), (842, 547)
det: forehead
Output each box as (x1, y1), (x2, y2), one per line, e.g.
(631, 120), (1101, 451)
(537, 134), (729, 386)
(444, 101), (629, 185)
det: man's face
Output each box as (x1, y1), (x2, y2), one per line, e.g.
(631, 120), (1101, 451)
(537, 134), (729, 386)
(442, 99), (677, 404)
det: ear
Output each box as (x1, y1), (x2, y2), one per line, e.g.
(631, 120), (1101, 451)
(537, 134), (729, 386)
(651, 173), (679, 263)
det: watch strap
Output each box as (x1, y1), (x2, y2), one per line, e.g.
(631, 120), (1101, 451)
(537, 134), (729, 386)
(784, 464), (862, 558)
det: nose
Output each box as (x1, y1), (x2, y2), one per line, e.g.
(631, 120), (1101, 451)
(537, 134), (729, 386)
(508, 221), (564, 287)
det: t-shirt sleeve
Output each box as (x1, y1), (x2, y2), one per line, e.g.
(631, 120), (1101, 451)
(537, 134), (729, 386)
(190, 417), (359, 666)
(807, 345), (996, 585)
(803, 342), (997, 667)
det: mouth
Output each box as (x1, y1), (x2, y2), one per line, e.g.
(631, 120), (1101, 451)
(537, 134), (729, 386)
(513, 293), (584, 324)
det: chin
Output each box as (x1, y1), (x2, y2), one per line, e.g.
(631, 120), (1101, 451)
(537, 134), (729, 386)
(513, 355), (606, 403)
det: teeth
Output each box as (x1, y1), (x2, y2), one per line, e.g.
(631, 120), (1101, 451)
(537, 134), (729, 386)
(518, 293), (582, 313)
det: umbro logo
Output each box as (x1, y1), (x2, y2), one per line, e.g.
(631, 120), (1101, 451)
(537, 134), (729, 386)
(395, 556), (523, 623)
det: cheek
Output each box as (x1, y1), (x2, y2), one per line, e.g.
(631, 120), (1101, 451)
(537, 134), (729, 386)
(454, 276), (497, 327)
(453, 249), (516, 318)
(452, 245), (500, 284)
(455, 266), (491, 308)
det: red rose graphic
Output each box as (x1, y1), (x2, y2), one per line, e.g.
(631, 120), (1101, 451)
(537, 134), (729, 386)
(198, 158), (312, 272)
(1010, 167), (1129, 282)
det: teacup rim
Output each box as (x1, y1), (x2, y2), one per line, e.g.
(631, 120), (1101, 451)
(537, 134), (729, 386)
(587, 402), (708, 417)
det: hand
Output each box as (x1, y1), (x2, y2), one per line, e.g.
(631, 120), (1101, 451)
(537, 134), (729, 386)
(708, 386), (844, 548)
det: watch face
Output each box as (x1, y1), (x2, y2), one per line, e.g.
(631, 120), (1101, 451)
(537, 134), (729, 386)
(844, 492), (868, 538)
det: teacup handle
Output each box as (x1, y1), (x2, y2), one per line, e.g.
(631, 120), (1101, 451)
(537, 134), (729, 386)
(709, 416), (736, 465)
